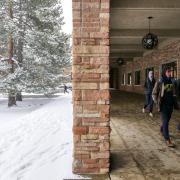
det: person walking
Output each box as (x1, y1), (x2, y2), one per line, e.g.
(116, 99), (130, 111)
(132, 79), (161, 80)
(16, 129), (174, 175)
(64, 84), (69, 94)
(152, 66), (177, 147)
(142, 70), (156, 117)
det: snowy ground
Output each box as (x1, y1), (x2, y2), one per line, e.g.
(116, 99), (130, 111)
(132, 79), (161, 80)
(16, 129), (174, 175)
(0, 93), (85, 180)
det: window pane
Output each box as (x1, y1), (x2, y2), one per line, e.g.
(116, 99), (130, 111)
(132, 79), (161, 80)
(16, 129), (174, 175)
(128, 73), (132, 85)
(135, 71), (141, 85)
(122, 73), (126, 85)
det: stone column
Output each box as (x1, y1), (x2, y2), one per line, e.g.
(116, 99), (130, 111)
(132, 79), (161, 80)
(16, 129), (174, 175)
(72, 0), (110, 174)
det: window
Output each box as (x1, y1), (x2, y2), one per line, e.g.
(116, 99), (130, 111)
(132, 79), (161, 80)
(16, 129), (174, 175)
(135, 71), (141, 85)
(127, 73), (132, 85)
(122, 73), (126, 85)
(145, 67), (154, 79)
(161, 61), (177, 79)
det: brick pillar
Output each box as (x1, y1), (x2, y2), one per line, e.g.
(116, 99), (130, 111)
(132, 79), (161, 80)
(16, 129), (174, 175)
(72, 0), (110, 174)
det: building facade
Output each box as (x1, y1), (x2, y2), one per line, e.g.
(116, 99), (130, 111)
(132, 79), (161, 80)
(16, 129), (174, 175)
(72, 0), (180, 174)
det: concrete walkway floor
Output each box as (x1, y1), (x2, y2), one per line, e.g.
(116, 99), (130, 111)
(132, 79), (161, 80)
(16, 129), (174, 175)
(110, 90), (180, 180)
(86, 90), (180, 180)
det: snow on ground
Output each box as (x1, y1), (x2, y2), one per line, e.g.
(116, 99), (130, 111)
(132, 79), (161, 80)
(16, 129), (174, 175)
(0, 93), (86, 180)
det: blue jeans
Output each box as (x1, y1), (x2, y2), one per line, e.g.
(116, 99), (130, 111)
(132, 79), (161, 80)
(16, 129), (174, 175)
(160, 109), (173, 140)
(144, 93), (154, 112)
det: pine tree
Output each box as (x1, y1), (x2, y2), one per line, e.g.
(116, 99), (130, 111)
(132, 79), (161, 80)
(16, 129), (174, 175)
(23, 0), (71, 94)
(0, 0), (71, 105)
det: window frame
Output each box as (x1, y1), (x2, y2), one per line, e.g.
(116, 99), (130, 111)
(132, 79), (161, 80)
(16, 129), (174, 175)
(121, 73), (126, 85)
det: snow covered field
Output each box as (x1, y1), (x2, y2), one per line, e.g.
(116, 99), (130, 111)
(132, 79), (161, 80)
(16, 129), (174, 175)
(0, 93), (85, 180)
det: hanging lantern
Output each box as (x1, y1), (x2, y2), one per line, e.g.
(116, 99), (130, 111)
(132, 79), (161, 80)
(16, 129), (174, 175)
(116, 58), (124, 65)
(142, 17), (158, 50)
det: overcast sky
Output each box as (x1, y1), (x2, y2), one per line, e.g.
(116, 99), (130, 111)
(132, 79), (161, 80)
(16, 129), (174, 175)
(61, 0), (72, 34)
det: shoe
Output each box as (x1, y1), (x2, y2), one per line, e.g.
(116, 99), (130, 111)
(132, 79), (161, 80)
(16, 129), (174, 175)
(166, 139), (175, 148)
(142, 108), (145, 113)
(149, 112), (154, 118)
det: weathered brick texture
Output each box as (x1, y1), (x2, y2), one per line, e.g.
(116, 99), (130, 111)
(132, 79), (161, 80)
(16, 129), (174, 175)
(72, 0), (110, 174)
(119, 41), (180, 94)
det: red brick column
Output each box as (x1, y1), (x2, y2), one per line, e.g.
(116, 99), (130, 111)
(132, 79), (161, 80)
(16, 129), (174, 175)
(72, 0), (110, 174)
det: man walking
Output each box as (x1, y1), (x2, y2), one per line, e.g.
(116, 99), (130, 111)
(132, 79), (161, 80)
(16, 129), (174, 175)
(64, 84), (69, 94)
(152, 66), (177, 147)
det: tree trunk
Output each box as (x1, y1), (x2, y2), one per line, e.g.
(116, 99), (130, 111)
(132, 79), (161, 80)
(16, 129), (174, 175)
(16, 0), (24, 102)
(16, 92), (22, 101)
(8, 0), (16, 107)
(8, 96), (16, 107)
(8, 90), (16, 107)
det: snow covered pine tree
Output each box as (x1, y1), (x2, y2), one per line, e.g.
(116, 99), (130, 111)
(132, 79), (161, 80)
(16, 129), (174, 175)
(23, 0), (71, 95)
(0, 0), (71, 105)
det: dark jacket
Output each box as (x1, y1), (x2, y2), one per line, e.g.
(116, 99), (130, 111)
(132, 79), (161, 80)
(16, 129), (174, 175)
(144, 78), (156, 94)
(176, 79), (180, 101)
(152, 77), (177, 112)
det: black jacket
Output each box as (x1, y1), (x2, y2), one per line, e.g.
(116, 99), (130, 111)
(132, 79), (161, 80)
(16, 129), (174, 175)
(144, 78), (156, 94)
(175, 79), (180, 101)
(152, 77), (177, 112)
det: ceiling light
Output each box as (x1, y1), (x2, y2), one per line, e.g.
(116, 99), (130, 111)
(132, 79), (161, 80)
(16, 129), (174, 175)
(142, 17), (158, 50)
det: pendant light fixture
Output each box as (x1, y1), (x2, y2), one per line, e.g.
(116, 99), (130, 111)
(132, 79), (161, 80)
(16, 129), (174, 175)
(142, 16), (158, 50)
(116, 57), (124, 65)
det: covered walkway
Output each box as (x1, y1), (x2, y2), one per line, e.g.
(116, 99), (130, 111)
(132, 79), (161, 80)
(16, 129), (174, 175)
(72, 0), (180, 176)
(110, 90), (180, 179)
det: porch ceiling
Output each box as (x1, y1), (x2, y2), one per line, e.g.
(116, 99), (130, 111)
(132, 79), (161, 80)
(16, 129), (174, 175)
(110, 0), (180, 65)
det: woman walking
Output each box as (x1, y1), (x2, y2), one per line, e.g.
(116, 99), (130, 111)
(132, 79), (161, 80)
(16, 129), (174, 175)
(152, 66), (177, 147)
(142, 70), (156, 117)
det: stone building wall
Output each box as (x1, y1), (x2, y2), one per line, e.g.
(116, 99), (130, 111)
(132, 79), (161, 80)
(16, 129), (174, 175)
(72, 0), (110, 174)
